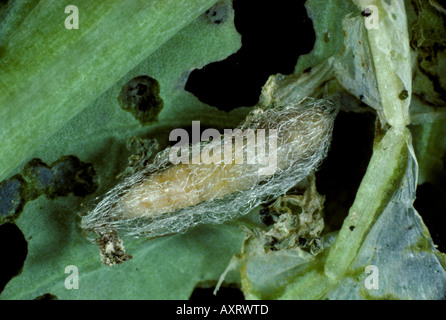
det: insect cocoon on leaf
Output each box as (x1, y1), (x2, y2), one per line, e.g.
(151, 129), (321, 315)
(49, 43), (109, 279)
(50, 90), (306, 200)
(81, 98), (337, 240)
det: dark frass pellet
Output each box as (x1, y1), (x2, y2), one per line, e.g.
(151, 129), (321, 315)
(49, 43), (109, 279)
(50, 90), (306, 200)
(259, 208), (275, 226)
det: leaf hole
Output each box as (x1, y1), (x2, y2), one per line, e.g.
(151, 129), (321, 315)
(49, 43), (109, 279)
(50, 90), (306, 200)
(0, 223), (28, 294)
(34, 293), (59, 300)
(414, 183), (446, 253)
(185, 0), (315, 110)
(316, 110), (375, 231)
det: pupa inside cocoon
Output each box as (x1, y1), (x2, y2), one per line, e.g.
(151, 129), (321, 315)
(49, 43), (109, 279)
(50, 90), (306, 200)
(81, 98), (337, 246)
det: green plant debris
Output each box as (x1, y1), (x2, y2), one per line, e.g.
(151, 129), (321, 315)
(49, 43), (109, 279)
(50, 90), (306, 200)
(261, 175), (325, 255)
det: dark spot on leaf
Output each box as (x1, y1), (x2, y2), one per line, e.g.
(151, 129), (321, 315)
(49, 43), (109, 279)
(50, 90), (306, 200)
(51, 156), (98, 198)
(205, 1), (229, 25)
(0, 223), (27, 294)
(118, 75), (163, 126)
(0, 156), (96, 223)
(21, 158), (52, 200)
(34, 293), (59, 300)
(22, 156), (98, 200)
(0, 175), (27, 223)
(361, 9), (372, 17)
(349, 225), (355, 231)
